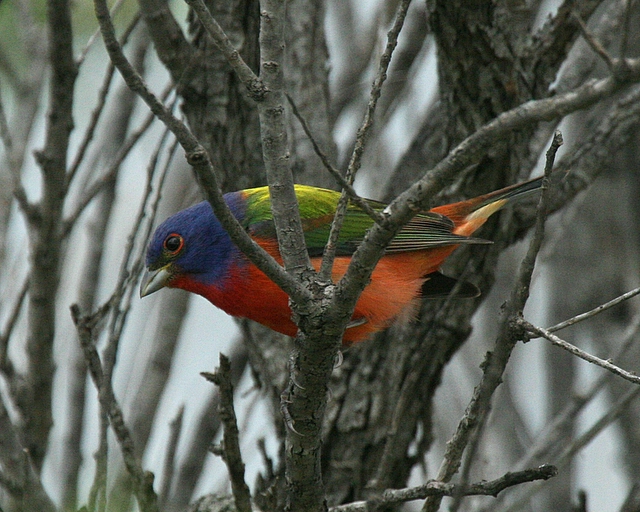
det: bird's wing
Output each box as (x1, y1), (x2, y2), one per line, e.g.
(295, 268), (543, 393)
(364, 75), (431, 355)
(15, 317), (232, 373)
(242, 185), (488, 257)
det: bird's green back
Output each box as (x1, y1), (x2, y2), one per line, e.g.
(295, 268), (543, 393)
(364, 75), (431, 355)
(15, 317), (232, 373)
(241, 185), (484, 256)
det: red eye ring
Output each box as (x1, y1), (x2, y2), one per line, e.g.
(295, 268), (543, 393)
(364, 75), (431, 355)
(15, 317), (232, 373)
(163, 233), (184, 254)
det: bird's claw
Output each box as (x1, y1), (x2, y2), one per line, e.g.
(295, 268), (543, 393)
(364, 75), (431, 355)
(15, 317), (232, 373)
(333, 350), (343, 369)
(280, 390), (305, 437)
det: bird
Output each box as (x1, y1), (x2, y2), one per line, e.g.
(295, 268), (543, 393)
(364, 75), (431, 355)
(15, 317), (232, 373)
(141, 177), (542, 344)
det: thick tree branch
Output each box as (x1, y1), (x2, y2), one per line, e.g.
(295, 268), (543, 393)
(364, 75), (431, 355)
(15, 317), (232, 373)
(19, 0), (78, 471)
(257, 0), (312, 277)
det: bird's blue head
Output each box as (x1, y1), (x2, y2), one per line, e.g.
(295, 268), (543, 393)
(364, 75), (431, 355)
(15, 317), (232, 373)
(140, 195), (245, 297)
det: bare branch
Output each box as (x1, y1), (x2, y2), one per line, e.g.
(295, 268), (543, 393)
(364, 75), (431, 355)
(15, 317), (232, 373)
(62, 85), (171, 235)
(285, 92), (384, 225)
(159, 406), (185, 507)
(572, 11), (616, 72)
(103, 126), (175, 381)
(202, 354), (252, 512)
(0, 85), (36, 219)
(522, 320), (640, 386)
(422, 133), (561, 512)
(167, 344), (249, 512)
(0, 277), (28, 373)
(330, 465), (557, 512)
(256, 0), (312, 277)
(71, 304), (160, 512)
(16, 0), (78, 471)
(320, 0), (412, 283)
(67, 13), (142, 186)
(547, 286), (640, 333)
(512, 312), (640, 473)
(345, 0), (412, 183)
(183, 0), (267, 101)
(510, 131), (562, 312)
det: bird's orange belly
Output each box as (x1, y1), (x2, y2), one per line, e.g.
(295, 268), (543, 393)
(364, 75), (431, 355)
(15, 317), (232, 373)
(195, 247), (456, 344)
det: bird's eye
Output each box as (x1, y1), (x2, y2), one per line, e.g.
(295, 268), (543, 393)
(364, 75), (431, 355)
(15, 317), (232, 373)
(163, 234), (184, 254)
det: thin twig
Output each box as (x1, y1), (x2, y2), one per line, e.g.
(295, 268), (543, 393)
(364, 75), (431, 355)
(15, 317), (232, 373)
(71, 305), (159, 512)
(321, 0), (412, 283)
(522, 320), (640, 386)
(63, 84), (172, 235)
(513, 311), (640, 472)
(345, 0), (413, 183)
(103, 123), (174, 379)
(159, 406), (185, 506)
(202, 354), (252, 512)
(330, 465), (557, 512)
(0, 277), (28, 372)
(285, 93), (384, 225)
(0, 86), (35, 219)
(573, 12), (616, 72)
(67, 13), (142, 186)
(546, 286), (640, 333)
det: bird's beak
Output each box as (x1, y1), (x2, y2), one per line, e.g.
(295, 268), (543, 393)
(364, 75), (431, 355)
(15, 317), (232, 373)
(140, 265), (173, 298)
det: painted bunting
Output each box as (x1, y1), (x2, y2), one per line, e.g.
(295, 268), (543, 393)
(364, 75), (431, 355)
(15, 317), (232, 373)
(141, 177), (542, 343)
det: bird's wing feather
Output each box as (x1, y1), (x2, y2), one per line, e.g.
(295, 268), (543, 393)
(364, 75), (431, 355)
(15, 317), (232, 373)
(241, 185), (487, 257)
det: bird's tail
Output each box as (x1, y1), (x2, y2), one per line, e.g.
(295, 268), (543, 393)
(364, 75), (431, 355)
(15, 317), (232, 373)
(431, 176), (544, 235)
(467, 176), (544, 219)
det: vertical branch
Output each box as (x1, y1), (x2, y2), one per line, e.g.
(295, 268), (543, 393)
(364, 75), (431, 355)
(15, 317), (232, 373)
(18, 0), (78, 471)
(422, 132), (562, 512)
(202, 354), (252, 512)
(257, 0), (312, 277)
(0, 396), (55, 512)
(61, 25), (152, 510)
(159, 406), (184, 507)
(167, 343), (249, 512)
(319, 0), (411, 281)
(71, 305), (159, 512)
